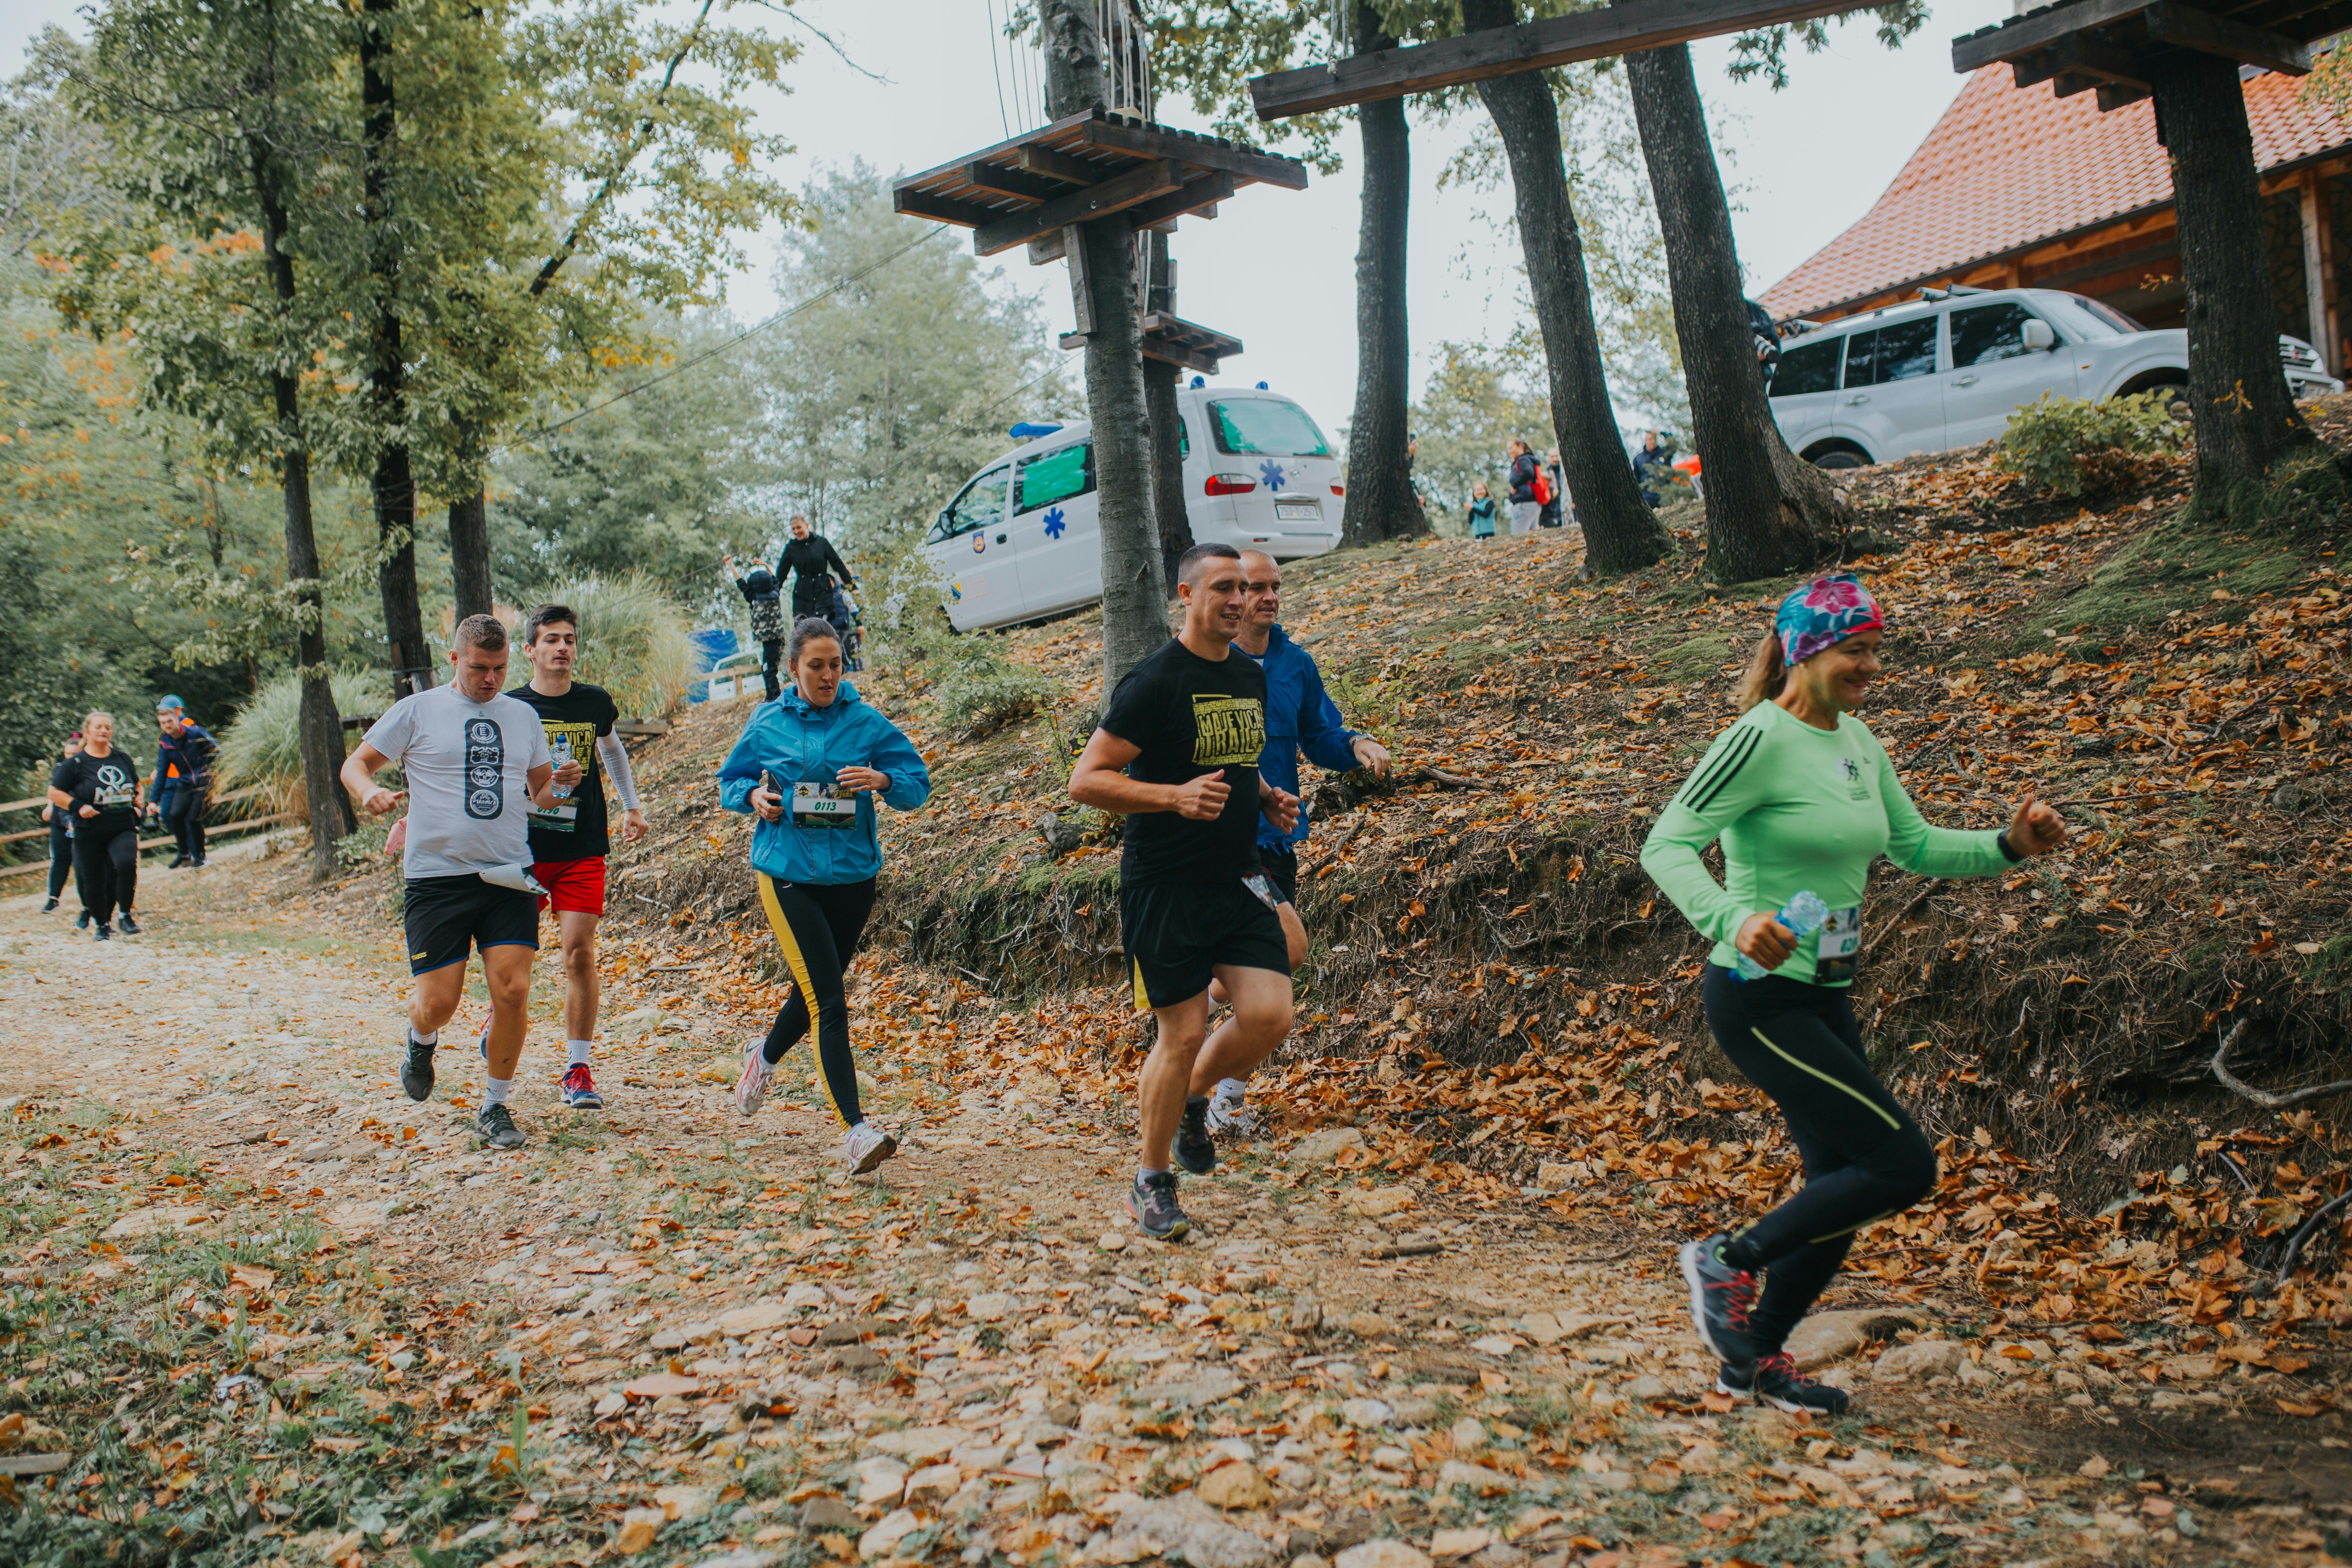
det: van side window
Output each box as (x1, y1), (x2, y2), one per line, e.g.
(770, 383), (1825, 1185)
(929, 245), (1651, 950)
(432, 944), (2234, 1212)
(1873, 317), (1939, 382)
(1841, 328), (1877, 388)
(1951, 303), (2040, 367)
(1178, 418), (1189, 458)
(1016, 443), (1094, 513)
(1770, 338), (1841, 398)
(940, 467), (1010, 538)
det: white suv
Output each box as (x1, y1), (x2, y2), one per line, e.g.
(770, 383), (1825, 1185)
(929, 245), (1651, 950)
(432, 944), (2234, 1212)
(1768, 286), (2342, 468)
(921, 383), (1344, 633)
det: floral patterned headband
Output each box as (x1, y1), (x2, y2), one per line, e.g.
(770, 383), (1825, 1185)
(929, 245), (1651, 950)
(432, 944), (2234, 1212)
(1776, 572), (1884, 665)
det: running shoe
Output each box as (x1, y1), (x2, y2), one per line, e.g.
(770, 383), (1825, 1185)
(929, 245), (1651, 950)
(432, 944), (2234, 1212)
(1719, 1352), (1851, 1417)
(93, 924), (110, 942)
(1127, 1171), (1191, 1242)
(117, 912), (141, 935)
(1205, 1081), (1259, 1137)
(733, 1035), (773, 1119)
(476, 1102), (524, 1150)
(401, 1035), (436, 1102)
(75, 911), (89, 930)
(1172, 1094), (1217, 1176)
(166, 854), (190, 870)
(561, 1063), (603, 1110)
(1678, 1233), (1761, 1368)
(844, 1121), (897, 1175)
(191, 857), (207, 869)
(40, 897), (56, 913)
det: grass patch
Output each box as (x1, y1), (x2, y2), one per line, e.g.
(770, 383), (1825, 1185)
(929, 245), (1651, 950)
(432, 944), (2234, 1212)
(2037, 504), (2321, 644)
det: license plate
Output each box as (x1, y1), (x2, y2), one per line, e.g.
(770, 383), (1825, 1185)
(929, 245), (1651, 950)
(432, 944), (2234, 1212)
(1274, 502), (1320, 521)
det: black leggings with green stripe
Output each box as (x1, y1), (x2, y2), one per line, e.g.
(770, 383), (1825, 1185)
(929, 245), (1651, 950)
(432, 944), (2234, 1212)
(1703, 963), (1938, 1355)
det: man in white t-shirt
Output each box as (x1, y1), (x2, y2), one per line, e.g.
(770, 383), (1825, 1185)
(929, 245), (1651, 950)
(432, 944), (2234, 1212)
(340, 615), (576, 1149)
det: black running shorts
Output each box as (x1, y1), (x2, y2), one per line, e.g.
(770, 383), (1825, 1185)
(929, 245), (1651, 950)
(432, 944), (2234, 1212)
(1122, 876), (1289, 1012)
(1259, 845), (1298, 906)
(404, 874), (539, 976)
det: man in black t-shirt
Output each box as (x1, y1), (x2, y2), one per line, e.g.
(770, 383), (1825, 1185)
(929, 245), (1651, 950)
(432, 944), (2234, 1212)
(507, 603), (649, 1111)
(1069, 542), (1302, 1241)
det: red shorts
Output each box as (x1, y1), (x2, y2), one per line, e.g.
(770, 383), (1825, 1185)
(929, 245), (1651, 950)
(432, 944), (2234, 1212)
(533, 856), (607, 917)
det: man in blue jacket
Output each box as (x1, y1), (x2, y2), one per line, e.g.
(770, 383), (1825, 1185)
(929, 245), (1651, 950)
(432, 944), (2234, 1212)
(149, 696), (219, 870)
(1204, 549), (1391, 1133)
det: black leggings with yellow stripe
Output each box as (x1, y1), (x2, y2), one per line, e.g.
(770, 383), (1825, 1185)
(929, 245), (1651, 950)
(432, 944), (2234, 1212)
(756, 875), (877, 1129)
(1703, 963), (1939, 1356)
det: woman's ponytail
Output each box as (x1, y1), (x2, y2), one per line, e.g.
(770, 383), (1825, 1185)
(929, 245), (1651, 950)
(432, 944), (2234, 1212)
(1735, 633), (1785, 714)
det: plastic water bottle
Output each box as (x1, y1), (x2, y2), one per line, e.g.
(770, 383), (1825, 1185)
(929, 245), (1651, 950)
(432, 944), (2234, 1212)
(1733, 889), (1830, 981)
(550, 735), (574, 799)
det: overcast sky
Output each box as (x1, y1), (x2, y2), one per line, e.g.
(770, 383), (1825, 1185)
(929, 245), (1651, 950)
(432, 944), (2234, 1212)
(9, 0), (2014, 433)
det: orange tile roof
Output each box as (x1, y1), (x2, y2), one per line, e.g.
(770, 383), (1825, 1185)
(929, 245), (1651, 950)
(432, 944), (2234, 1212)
(1760, 66), (2352, 319)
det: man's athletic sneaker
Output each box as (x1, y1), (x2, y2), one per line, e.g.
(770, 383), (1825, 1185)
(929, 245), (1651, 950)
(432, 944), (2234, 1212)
(561, 1063), (603, 1110)
(75, 911), (89, 930)
(1718, 1352), (1850, 1416)
(401, 1035), (436, 1102)
(734, 1035), (772, 1118)
(1127, 1171), (1191, 1241)
(1679, 1233), (1761, 1367)
(1173, 1094), (1217, 1176)
(845, 1121), (897, 1175)
(477, 1102), (524, 1150)
(117, 913), (141, 935)
(1206, 1080), (1258, 1136)
(93, 924), (110, 942)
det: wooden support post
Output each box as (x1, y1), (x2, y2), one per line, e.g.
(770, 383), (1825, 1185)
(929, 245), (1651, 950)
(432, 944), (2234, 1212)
(2301, 171), (2330, 363)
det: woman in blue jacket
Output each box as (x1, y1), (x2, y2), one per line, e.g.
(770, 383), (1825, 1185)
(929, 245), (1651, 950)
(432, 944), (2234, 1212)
(718, 617), (931, 1172)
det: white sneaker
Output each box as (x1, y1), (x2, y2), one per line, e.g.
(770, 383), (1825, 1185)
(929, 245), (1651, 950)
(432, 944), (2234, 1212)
(1206, 1084), (1258, 1137)
(844, 1120), (897, 1175)
(734, 1036), (772, 1119)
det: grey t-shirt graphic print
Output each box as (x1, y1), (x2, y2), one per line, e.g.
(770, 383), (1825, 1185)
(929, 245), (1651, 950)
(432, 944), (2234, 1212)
(363, 685), (551, 879)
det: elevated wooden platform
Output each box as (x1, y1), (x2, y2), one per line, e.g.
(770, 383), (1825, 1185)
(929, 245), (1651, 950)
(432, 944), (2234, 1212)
(1951, 0), (2338, 111)
(891, 108), (1307, 258)
(1057, 312), (1246, 373)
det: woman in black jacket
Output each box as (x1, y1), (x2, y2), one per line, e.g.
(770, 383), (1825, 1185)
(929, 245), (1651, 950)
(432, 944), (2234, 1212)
(775, 514), (856, 622)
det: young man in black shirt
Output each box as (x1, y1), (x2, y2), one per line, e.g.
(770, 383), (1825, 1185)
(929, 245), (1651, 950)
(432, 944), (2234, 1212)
(775, 514), (855, 623)
(507, 603), (649, 1110)
(1069, 542), (1302, 1240)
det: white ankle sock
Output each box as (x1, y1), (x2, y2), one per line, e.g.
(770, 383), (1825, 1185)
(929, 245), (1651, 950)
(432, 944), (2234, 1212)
(1215, 1077), (1246, 1100)
(1137, 1165), (1170, 1183)
(567, 1039), (592, 1066)
(410, 1027), (439, 1047)
(484, 1077), (512, 1106)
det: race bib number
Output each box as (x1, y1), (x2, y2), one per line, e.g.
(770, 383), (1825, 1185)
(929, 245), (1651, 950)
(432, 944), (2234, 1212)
(791, 782), (858, 830)
(1242, 873), (1279, 912)
(1815, 904), (1863, 984)
(530, 800), (579, 828)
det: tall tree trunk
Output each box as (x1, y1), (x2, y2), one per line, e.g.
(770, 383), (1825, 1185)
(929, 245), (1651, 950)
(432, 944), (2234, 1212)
(1045, 0), (1166, 686)
(1624, 43), (1845, 584)
(449, 490), (493, 620)
(1461, 0), (1666, 576)
(362, 0), (432, 698)
(250, 141), (352, 881)
(1142, 230), (1194, 594)
(1340, 0), (1424, 547)
(2147, 49), (2319, 508)
(1144, 357), (1194, 594)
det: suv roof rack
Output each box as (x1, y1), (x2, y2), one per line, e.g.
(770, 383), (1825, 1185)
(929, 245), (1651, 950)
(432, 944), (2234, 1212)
(1917, 284), (1991, 301)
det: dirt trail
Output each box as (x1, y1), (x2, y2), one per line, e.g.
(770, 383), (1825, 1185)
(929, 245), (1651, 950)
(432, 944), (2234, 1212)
(1, 853), (2345, 1568)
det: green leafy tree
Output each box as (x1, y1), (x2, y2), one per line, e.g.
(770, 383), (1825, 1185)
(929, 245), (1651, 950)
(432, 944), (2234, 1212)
(749, 164), (1072, 562)
(50, 0), (371, 879)
(1409, 332), (1553, 527)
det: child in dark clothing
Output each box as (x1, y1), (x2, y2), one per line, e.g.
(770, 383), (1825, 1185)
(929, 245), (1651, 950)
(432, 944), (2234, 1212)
(724, 554), (788, 701)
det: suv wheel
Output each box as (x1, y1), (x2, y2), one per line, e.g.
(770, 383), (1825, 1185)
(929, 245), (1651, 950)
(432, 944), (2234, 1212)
(1810, 447), (1870, 471)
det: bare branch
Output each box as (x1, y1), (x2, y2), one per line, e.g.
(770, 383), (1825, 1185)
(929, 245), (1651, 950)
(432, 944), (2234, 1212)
(2211, 1018), (2352, 1109)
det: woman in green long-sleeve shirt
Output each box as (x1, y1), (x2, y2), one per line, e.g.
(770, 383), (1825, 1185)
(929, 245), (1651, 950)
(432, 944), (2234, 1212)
(1639, 572), (2066, 1415)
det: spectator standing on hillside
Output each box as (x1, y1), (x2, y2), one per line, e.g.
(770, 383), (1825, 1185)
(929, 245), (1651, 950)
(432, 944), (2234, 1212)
(726, 554), (789, 701)
(775, 514), (856, 624)
(1506, 438), (1543, 536)
(1633, 431), (1674, 508)
(1465, 478), (1498, 540)
(149, 696), (218, 870)
(41, 730), (81, 914)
